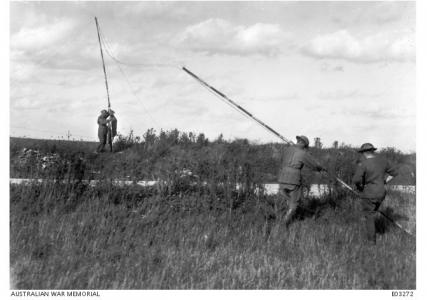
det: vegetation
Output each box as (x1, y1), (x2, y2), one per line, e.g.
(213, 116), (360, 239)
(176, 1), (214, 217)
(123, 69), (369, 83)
(10, 130), (416, 186)
(10, 181), (415, 289)
(9, 131), (416, 289)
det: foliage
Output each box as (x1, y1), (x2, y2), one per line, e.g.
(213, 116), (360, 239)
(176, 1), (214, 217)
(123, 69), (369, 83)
(9, 132), (416, 289)
(10, 131), (416, 188)
(10, 182), (415, 289)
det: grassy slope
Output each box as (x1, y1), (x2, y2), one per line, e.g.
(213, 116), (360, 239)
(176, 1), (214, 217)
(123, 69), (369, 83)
(10, 136), (416, 186)
(10, 183), (415, 289)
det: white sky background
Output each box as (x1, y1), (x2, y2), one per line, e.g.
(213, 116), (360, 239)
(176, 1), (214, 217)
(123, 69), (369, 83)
(9, 1), (416, 152)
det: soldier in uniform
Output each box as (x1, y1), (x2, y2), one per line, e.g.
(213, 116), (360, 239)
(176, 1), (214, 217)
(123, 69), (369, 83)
(278, 135), (325, 227)
(352, 143), (399, 245)
(106, 109), (117, 152)
(96, 109), (110, 153)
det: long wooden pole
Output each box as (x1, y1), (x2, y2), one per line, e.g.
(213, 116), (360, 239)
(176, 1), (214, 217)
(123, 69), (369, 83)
(182, 67), (292, 144)
(182, 66), (412, 237)
(95, 17), (111, 109)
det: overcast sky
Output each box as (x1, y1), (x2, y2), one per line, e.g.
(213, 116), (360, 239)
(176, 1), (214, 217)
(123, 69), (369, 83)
(10, 1), (415, 152)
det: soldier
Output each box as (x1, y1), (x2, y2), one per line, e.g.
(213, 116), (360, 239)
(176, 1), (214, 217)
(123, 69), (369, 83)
(278, 135), (325, 227)
(96, 109), (110, 153)
(352, 143), (399, 245)
(106, 109), (117, 152)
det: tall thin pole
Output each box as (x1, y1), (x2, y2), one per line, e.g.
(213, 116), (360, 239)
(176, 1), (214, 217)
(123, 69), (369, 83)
(95, 17), (111, 109)
(182, 67), (292, 144)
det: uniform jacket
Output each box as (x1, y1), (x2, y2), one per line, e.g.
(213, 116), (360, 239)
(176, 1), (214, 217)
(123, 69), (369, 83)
(97, 115), (109, 138)
(108, 115), (117, 137)
(352, 155), (399, 199)
(278, 145), (323, 185)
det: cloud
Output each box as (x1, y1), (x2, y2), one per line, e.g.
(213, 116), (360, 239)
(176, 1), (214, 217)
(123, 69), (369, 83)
(320, 62), (344, 72)
(11, 18), (76, 51)
(175, 18), (290, 56)
(331, 2), (414, 26)
(10, 16), (105, 72)
(340, 101), (415, 121)
(371, 2), (410, 24)
(117, 1), (190, 20)
(302, 30), (415, 63)
(317, 90), (382, 101)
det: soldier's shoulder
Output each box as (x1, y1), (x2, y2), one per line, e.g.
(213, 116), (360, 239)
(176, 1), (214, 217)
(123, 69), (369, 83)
(295, 147), (308, 158)
(356, 157), (368, 168)
(373, 154), (388, 164)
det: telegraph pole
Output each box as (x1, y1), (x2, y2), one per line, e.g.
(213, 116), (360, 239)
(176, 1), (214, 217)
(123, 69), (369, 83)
(94, 17), (111, 109)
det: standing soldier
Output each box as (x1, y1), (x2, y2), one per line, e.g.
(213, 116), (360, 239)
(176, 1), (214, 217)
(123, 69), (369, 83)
(106, 109), (117, 152)
(278, 135), (325, 227)
(352, 143), (399, 245)
(96, 109), (110, 153)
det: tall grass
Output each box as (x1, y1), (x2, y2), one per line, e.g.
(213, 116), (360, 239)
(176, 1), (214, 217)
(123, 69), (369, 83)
(10, 131), (416, 186)
(10, 182), (415, 289)
(9, 133), (416, 289)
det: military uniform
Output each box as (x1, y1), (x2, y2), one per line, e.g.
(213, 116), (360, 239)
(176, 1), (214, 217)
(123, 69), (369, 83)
(106, 112), (117, 152)
(278, 136), (324, 226)
(96, 112), (109, 153)
(352, 143), (399, 244)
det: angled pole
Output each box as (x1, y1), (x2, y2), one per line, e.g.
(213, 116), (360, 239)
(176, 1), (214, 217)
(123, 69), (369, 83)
(95, 16), (111, 109)
(336, 177), (413, 236)
(182, 66), (412, 237)
(182, 66), (292, 145)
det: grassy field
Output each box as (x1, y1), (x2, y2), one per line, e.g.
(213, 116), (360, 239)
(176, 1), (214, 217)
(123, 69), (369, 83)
(10, 182), (415, 289)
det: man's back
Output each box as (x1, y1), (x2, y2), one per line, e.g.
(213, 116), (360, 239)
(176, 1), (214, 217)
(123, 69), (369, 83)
(278, 145), (321, 185)
(98, 115), (108, 126)
(352, 155), (399, 199)
(109, 115), (117, 137)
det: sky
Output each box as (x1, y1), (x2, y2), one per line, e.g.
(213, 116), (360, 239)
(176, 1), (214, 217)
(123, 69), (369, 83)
(9, 1), (416, 152)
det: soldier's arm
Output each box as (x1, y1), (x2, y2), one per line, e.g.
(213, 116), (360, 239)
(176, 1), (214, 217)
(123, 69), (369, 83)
(98, 117), (109, 125)
(352, 164), (365, 191)
(303, 152), (325, 172)
(385, 160), (399, 183)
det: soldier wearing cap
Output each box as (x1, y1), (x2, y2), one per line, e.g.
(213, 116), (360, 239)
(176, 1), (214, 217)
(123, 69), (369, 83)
(96, 109), (110, 153)
(352, 143), (399, 244)
(278, 135), (325, 227)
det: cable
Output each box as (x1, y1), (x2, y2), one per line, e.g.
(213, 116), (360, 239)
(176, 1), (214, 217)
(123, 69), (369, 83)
(99, 27), (180, 70)
(97, 28), (190, 155)
(98, 31), (162, 129)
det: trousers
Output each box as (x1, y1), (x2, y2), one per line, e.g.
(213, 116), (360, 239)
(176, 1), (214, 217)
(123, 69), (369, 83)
(97, 129), (107, 153)
(277, 183), (302, 225)
(360, 197), (384, 244)
(106, 128), (114, 152)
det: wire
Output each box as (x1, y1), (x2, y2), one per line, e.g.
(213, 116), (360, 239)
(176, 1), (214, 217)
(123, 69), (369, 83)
(98, 30), (164, 129)
(99, 27), (179, 70)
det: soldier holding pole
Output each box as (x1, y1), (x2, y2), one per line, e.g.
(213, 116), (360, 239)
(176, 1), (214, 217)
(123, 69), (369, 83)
(277, 135), (326, 227)
(96, 109), (110, 153)
(352, 143), (399, 244)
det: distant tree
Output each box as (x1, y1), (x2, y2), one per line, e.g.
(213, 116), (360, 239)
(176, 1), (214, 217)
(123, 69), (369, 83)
(333, 141), (339, 149)
(215, 133), (225, 144)
(179, 132), (191, 146)
(143, 128), (156, 145)
(314, 137), (323, 149)
(196, 133), (208, 147)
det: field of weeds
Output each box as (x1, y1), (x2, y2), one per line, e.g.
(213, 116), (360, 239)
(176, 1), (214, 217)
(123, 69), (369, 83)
(9, 133), (416, 289)
(10, 181), (415, 289)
